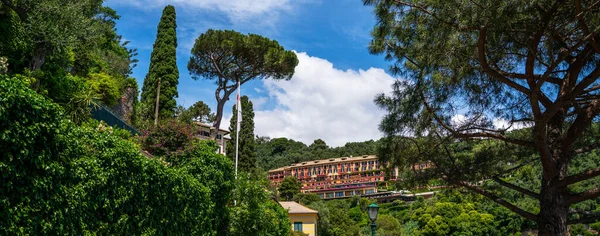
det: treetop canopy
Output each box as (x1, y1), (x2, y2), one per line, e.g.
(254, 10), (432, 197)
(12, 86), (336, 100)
(188, 29), (298, 84)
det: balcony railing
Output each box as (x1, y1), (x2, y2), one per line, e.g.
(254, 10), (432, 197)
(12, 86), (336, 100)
(306, 183), (377, 192)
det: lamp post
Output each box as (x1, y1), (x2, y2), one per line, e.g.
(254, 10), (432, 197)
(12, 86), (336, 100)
(367, 203), (379, 236)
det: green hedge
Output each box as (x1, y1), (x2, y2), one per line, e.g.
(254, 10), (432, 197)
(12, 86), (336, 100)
(0, 76), (222, 235)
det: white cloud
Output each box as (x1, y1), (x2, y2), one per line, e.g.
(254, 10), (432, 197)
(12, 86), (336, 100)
(221, 114), (231, 130)
(253, 52), (396, 147)
(493, 118), (532, 131)
(250, 96), (268, 110)
(450, 114), (468, 127)
(108, 0), (302, 25)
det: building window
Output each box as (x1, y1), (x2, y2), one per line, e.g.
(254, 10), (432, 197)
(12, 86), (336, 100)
(327, 193), (334, 198)
(335, 192), (344, 197)
(366, 189), (375, 194)
(294, 222), (303, 232)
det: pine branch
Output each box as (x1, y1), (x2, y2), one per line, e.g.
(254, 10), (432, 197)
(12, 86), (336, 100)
(419, 90), (536, 148)
(452, 180), (538, 221)
(558, 166), (600, 187)
(568, 187), (600, 205)
(567, 213), (600, 225)
(491, 177), (540, 199)
(572, 141), (600, 155)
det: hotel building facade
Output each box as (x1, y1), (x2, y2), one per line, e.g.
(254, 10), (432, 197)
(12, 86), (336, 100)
(194, 122), (230, 155)
(268, 155), (403, 199)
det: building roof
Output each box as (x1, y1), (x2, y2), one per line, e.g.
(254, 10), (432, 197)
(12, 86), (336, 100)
(268, 155), (378, 173)
(194, 122), (230, 134)
(269, 166), (286, 172)
(279, 201), (318, 214)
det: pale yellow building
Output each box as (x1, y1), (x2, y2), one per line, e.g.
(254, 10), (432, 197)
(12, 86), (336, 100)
(279, 201), (319, 236)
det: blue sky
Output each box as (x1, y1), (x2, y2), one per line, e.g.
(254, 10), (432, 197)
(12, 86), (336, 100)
(104, 0), (397, 147)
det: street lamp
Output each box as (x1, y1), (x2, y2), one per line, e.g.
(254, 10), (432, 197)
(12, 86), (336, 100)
(367, 203), (379, 236)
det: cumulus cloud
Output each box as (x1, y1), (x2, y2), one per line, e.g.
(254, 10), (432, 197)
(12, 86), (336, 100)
(492, 118), (532, 130)
(251, 96), (268, 110)
(253, 52), (396, 147)
(450, 114), (468, 127)
(109, 0), (302, 24)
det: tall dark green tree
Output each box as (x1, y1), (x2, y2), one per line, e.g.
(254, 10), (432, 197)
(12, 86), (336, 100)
(140, 5), (179, 121)
(227, 95), (257, 172)
(365, 0), (600, 234)
(188, 29), (298, 137)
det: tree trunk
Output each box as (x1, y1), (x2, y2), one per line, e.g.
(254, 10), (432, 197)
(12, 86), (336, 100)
(212, 88), (234, 139)
(537, 112), (569, 236)
(30, 49), (46, 71)
(212, 98), (225, 139)
(30, 49), (47, 91)
(537, 174), (569, 236)
(154, 78), (161, 127)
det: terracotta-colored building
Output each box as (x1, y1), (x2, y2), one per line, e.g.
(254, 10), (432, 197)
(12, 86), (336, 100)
(268, 155), (405, 199)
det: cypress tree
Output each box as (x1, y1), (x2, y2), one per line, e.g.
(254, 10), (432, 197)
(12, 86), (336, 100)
(227, 95), (257, 172)
(140, 5), (179, 121)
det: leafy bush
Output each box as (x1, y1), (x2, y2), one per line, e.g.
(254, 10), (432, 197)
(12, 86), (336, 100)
(375, 214), (402, 236)
(293, 193), (321, 206)
(86, 72), (120, 105)
(0, 76), (221, 234)
(61, 126), (213, 235)
(0, 75), (68, 234)
(176, 140), (235, 235)
(278, 176), (302, 201)
(230, 173), (291, 236)
(139, 120), (198, 157)
(570, 224), (595, 236)
(590, 221), (600, 232)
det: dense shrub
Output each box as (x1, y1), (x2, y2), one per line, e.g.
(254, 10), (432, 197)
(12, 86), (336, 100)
(86, 72), (120, 105)
(0, 75), (69, 234)
(62, 127), (213, 235)
(230, 173), (291, 236)
(0, 76), (216, 234)
(140, 120), (198, 157)
(176, 140), (235, 236)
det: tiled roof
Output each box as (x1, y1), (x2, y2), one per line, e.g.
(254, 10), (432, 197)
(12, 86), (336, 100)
(269, 167), (287, 172)
(279, 201), (318, 214)
(194, 122), (230, 134)
(268, 155), (378, 172)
